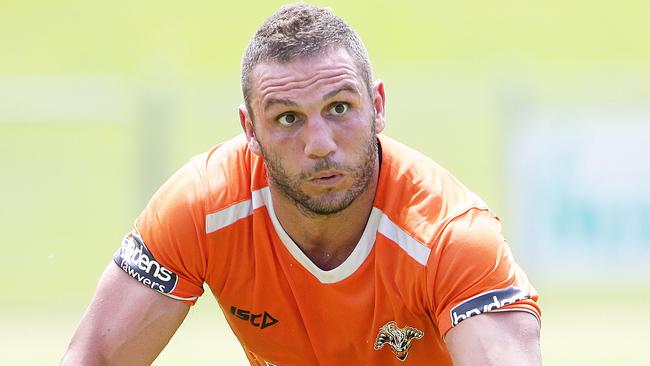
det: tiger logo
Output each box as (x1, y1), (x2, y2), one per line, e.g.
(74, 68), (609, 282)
(373, 321), (424, 361)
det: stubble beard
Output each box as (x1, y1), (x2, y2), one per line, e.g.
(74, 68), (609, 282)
(261, 123), (378, 217)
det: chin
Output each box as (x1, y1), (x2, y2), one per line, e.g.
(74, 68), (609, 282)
(301, 192), (356, 216)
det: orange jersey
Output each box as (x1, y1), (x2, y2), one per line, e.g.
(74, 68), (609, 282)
(114, 134), (540, 365)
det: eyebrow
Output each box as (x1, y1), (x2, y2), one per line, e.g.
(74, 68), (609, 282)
(322, 85), (359, 101)
(263, 84), (361, 112)
(264, 98), (298, 112)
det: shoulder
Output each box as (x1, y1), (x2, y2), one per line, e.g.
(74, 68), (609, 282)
(433, 208), (508, 275)
(374, 134), (492, 252)
(195, 134), (268, 214)
(138, 134), (266, 235)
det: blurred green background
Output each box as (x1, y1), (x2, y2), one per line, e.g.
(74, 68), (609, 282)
(1, 1), (649, 365)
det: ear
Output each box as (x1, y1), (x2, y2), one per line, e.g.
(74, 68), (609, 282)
(372, 80), (386, 134)
(239, 104), (262, 155)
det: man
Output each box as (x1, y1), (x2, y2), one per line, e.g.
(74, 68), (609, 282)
(62, 4), (541, 365)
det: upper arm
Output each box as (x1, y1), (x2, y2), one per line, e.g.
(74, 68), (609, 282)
(61, 262), (190, 366)
(62, 159), (209, 365)
(428, 209), (541, 336)
(445, 311), (541, 366)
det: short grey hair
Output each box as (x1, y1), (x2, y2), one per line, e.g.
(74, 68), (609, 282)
(241, 3), (373, 120)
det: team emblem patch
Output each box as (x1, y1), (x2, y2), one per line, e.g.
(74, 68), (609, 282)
(373, 321), (424, 361)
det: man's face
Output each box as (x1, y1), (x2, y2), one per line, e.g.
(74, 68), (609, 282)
(240, 47), (385, 215)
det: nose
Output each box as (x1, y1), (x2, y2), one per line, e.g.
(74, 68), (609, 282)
(302, 115), (336, 159)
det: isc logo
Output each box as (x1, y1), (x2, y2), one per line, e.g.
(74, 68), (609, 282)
(229, 306), (279, 330)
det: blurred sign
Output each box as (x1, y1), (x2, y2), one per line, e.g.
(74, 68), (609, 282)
(506, 108), (650, 282)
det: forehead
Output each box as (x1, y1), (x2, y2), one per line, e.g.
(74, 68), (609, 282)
(249, 48), (365, 105)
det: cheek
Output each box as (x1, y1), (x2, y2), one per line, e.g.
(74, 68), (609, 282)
(263, 138), (302, 171)
(335, 115), (373, 144)
(267, 125), (302, 144)
(259, 128), (300, 154)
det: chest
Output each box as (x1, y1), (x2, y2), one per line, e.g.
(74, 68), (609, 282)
(204, 219), (451, 365)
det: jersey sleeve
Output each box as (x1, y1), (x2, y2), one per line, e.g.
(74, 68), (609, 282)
(427, 208), (540, 337)
(113, 158), (207, 305)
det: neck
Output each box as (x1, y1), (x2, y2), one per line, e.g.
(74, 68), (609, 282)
(270, 158), (380, 271)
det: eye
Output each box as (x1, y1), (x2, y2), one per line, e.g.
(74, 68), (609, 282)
(329, 103), (349, 116)
(277, 113), (298, 126)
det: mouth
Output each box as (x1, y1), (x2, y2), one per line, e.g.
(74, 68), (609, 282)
(309, 171), (344, 184)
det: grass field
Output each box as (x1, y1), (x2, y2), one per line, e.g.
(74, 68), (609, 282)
(1, 1), (649, 364)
